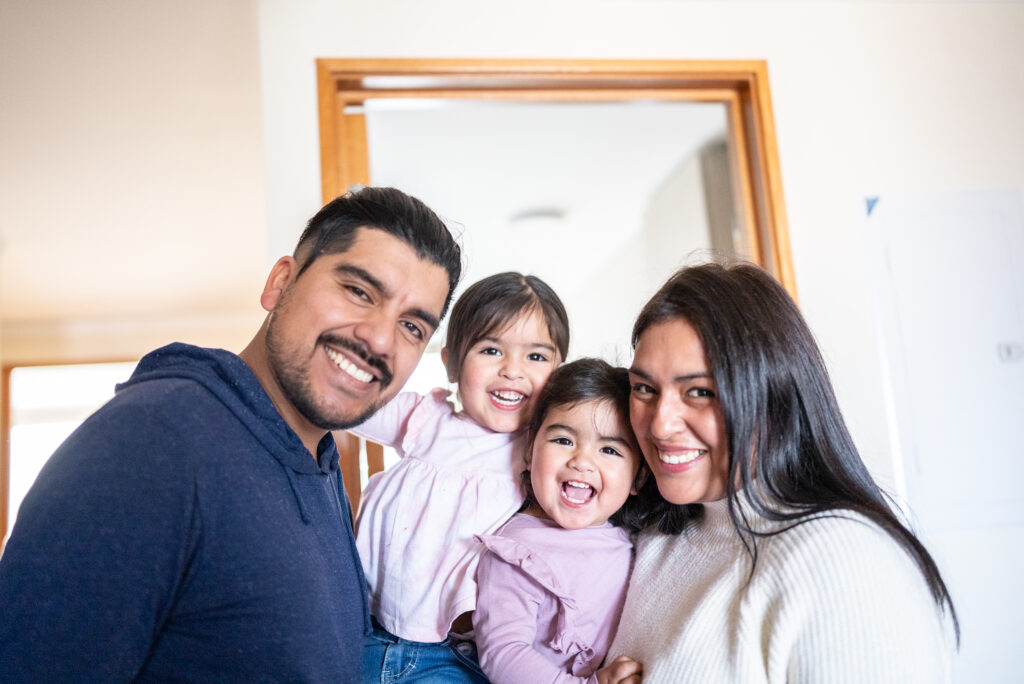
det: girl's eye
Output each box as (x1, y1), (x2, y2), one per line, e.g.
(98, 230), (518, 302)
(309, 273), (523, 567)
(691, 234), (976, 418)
(599, 446), (623, 457)
(401, 321), (424, 341)
(480, 347), (501, 356)
(527, 352), (548, 362)
(550, 437), (573, 446)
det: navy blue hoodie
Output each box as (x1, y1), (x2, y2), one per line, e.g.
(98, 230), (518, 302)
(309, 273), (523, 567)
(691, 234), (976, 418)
(0, 343), (370, 682)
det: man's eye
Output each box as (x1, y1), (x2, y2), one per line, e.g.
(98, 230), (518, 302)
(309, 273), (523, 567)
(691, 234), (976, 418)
(402, 321), (424, 341)
(346, 285), (370, 301)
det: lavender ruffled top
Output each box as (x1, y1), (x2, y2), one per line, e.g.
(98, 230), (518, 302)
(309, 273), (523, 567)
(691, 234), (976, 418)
(474, 514), (634, 684)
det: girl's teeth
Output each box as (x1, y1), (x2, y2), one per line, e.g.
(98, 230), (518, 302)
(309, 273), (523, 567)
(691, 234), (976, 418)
(562, 480), (595, 504)
(324, 347), (373, 383)
(659, 449), (706, 465)
(490, 391), (525, 407)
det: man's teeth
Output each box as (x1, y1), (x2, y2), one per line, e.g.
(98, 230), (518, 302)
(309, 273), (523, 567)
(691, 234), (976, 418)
(324, 347), (373, 383)
(562, 480), (595, 504)
(490, 391), (525, 407)
(659, 449), (706, 465)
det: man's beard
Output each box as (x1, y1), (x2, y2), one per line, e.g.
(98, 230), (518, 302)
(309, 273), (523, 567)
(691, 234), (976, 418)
(264, 315), (394, 432)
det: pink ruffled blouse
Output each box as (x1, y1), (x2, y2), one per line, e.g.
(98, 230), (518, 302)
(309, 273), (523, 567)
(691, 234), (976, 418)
(351, 389), (526, 642)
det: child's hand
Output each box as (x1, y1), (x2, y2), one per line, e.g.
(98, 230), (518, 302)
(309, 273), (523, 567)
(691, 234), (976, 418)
(596, 655), (643, 684)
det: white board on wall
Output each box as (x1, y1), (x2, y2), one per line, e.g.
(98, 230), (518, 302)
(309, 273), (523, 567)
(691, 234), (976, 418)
(868, 189), (1024, 531)
(867, 189), (1024, 683)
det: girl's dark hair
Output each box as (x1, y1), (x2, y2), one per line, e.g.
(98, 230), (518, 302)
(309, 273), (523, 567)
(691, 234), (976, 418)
(520, 358), (649, 532)
(631, 261), (959, 642)
(444, 272), (570, 381)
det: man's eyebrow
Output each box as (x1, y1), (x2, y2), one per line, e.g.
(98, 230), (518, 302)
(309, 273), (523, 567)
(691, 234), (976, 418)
(410, 308), (440, 333)
(334, 264), (386, 295)
(334, 263), (440, 332)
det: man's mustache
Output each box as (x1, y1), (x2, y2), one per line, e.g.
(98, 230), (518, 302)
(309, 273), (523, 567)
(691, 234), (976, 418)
(322, 334), (394, 389)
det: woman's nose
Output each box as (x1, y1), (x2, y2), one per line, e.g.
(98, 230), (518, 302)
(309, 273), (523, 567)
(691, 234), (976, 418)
(650, 394), (685, 440)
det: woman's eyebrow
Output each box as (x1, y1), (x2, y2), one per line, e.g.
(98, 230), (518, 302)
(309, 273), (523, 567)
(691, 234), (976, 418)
(628, 367), (711, 383)
(627, 366), (651, 380)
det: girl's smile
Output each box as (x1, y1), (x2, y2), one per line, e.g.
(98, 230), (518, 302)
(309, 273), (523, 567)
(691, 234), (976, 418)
(527, 398), (641, 530)
(448, 308), (560, 434)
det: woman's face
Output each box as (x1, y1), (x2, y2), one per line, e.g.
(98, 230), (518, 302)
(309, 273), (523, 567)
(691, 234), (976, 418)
(628, 317), (729, 504)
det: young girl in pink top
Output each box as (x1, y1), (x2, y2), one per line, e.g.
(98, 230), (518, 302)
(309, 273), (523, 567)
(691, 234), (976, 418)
(351, 272), (570, 683)
(474, 358), (647, 684)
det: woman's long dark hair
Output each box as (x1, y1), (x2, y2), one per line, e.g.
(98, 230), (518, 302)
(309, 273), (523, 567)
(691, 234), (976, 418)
(631, 262), (958, 642)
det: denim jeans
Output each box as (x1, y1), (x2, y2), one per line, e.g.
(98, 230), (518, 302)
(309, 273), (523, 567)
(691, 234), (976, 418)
(362, 618), (490, 684)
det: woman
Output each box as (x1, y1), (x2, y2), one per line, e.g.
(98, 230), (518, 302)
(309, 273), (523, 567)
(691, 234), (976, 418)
(608, 263), (957, 683)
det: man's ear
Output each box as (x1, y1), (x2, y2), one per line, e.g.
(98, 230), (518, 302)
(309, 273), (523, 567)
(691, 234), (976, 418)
(260, 256), (297, 312)
(441, 347), (457, 383)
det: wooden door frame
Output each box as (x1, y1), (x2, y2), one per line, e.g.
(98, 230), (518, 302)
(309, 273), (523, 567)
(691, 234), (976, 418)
(316, 58), (794, 508)
(1, 357), (136, 544)
(315, 57), (794, 293)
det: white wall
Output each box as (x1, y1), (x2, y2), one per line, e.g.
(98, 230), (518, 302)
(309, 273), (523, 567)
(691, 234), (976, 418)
(259, 7), (1024, 678)
(2, 0), (1021, 678)
(258, 0), (1024, 490)
(0, 0), (268, 362)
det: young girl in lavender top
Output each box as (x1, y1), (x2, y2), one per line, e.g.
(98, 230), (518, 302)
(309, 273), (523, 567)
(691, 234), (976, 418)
(473, 358), (647, 684)
(351, 272), (570, 683)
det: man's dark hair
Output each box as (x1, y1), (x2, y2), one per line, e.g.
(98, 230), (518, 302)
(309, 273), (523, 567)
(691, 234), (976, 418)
(294, 186), (463, 318)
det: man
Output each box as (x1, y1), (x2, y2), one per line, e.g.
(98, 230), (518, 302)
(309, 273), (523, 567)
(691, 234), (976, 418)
(0, 187), (462, 682)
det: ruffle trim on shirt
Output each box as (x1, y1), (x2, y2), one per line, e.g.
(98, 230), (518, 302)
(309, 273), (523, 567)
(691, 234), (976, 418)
(475, 534), (598, 676)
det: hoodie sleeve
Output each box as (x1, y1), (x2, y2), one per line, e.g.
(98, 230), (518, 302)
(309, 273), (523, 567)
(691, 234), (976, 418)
(0, 392), (198, 681)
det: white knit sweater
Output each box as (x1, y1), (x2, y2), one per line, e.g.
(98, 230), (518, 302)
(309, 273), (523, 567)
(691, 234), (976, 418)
(607, 498), (954, 683)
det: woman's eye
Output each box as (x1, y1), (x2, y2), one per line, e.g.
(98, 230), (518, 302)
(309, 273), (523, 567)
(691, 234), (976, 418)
(686, 387), (715, 399)
(631, 382), (655, 396)
(527, 352), (548, 362)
